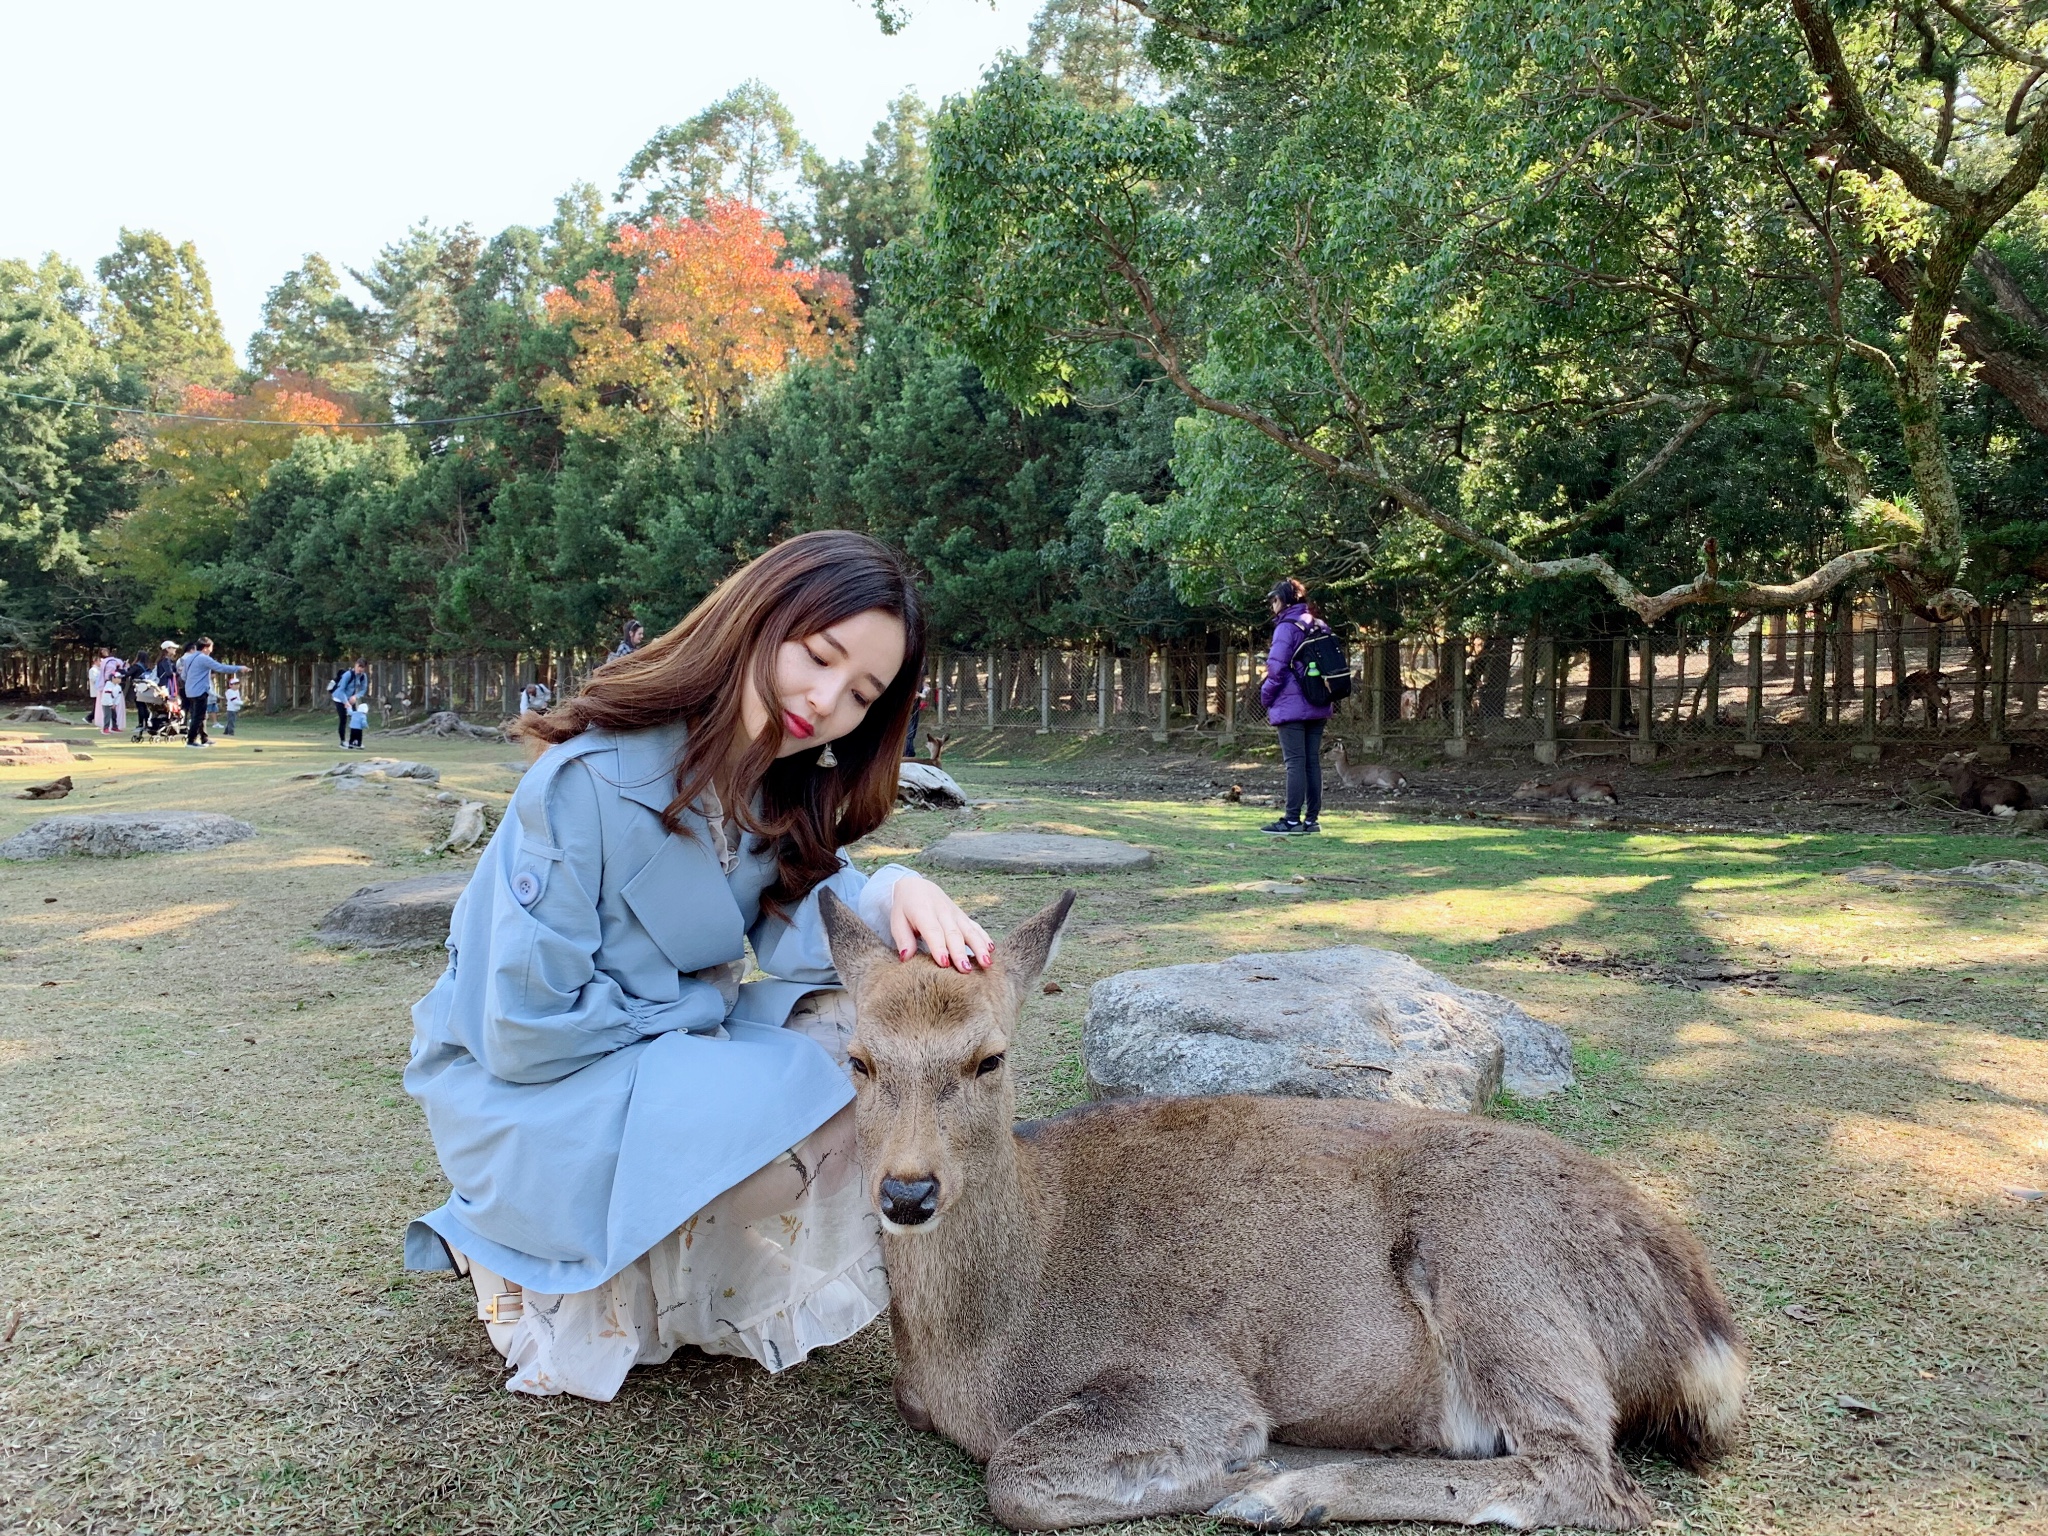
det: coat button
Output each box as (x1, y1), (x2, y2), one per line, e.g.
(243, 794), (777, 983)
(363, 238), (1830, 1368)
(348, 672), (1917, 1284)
(512, 872), (541, 906)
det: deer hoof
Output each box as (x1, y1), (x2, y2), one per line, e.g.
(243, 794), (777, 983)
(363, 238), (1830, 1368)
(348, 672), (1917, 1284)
(1208, 1486), (1327, 1529)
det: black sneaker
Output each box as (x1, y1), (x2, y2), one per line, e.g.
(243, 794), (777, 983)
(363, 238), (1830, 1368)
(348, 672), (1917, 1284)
(1300, 820), (1322, 834)
(1260, 818), (1304, 835)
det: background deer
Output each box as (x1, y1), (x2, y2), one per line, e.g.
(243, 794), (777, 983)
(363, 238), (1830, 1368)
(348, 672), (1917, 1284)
(1512, 774), (1618, 805)
(1937, 751), (2032, 816)
(1330, 739), (1407, 793)
(820, 891), (1744, 1532)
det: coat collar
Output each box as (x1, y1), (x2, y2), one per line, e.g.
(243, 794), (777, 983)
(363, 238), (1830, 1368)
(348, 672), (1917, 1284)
(607, 718), (692, 817)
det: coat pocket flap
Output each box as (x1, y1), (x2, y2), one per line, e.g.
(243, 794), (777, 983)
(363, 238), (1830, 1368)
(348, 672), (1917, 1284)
(618, 831), (745, 976)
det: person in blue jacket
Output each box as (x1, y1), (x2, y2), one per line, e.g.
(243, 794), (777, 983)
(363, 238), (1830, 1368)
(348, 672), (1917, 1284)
(1258, 577), (1335, 835)
(174, 638), (245, 747)
(404, 530), (993, 1401)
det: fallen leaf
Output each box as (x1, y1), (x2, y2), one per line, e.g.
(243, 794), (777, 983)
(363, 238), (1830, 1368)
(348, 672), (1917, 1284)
(1837, 1395), (1880, 1416)
(1782, 1304), (1824, 1324)
(2002, 1186), (2045, 1203)
(1041, 981), (1063, 995)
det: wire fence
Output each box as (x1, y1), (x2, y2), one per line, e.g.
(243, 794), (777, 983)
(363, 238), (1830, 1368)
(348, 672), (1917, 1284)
(10, 614), (2046, 757)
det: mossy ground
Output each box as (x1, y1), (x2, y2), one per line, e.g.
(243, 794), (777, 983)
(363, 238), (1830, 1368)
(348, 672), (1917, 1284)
(3, 716), (2043, 1534)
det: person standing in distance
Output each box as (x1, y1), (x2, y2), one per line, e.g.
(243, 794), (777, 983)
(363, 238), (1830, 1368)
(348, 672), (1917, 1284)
(330, 660), (369, 746)
(609, 619), (646, 662)
(1258, 578), (1335, 834)
(176, 638), (245, 748)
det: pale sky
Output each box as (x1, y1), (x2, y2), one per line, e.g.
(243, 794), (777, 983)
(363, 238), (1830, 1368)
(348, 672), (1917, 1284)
(0, 0), (1034, 360)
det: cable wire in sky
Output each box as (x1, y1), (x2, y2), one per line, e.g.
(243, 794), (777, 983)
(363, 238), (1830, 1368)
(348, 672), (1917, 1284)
(0, 387), (548, 429)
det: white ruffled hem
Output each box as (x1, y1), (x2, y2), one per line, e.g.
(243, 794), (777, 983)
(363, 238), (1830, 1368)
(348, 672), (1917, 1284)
(459, 989), (886, 1402)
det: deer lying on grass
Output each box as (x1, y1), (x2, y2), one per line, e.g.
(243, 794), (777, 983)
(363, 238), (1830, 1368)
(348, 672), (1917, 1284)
(1331, 739), (1407, 794)
(1937, 752), (2032, 816)
(819, 890), (1745, 1532)
(1512, 774), (1618, 805)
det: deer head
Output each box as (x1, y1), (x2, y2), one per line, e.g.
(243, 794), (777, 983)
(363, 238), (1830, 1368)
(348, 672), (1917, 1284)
(819, 889), (1075, 1232)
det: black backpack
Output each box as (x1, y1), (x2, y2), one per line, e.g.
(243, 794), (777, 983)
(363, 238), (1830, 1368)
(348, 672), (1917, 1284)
(1289, 620), (1354, 707)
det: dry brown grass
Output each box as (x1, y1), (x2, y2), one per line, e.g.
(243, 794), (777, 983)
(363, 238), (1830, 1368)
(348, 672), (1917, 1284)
(2, 717), (2044, 1534)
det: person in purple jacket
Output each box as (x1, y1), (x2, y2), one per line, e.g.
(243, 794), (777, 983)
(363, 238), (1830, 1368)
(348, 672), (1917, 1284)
(1258, 577), (1334, 834)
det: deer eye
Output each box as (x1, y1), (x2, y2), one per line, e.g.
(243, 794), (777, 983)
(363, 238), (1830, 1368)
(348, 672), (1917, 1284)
(848, 1056), (872, 1078)
(975, 1053), (1005, 1077)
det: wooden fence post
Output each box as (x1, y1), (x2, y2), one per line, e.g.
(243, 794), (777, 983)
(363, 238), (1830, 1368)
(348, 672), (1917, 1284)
(1737, 627), (1764, 757)
(1445, 632), (1468, 757)
(1631, 634), (1656, 763)
(1038, 650), (1052, 734)
(1991, 617), (2012, 749)
(1220, 646), (1236, 741)
(1536, 638), (1558, 764)
(1853, 628), (1880, 760)
(1367, 639), (1386, 750)
(1151, 647), (1169, 743)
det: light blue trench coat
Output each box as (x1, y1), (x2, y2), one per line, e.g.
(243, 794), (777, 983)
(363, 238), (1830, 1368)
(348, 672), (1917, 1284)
(403, 718), (911, 1295)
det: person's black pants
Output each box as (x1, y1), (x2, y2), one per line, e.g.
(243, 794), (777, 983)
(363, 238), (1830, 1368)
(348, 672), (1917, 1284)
(335, 700), (350, 743)
(184, 693), (210, 745)
(1276, 719), (1326, 823)
(348, 726), (363, 747)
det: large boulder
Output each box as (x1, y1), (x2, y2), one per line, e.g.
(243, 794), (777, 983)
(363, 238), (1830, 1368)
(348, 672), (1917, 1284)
(897, 761), (967, 809)
(1, 811), (257, 861)
(923, 830), (1153, 873)
(315, 871), (472, 949)
(1084, 947), (1575, 1115)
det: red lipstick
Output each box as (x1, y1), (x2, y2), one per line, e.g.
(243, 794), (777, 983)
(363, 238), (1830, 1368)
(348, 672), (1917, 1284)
(783, 710), (815, 740)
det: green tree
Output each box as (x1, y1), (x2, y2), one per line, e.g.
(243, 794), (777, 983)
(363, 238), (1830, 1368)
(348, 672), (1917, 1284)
(1025, 0), (1157, 109)
(247, 254), (377, 394)
(809, 91), (933, 308)
(95, 228), (236, 400)
(0, 256), (142, 645)
(900, 0), (2048, 627)
(621, 81), (812, 235)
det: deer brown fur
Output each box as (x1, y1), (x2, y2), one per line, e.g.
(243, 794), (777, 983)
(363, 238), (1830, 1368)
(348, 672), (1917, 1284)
(1512, 774), (1618, 805)
(1331, 740), (1407, 794)
(1938, 752), (2032, 815)
(819, 891), (1745, 1532)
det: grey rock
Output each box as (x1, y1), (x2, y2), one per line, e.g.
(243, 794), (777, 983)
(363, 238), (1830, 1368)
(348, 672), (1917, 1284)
(5, 705), (70, 724)
(1, 811), (257, 861)
(1084, 947), (1574, 1115)
(897, 761), (967, 809)
(923, 831), (1153, 873)
(314, 871), (472, 949)
(318, 757), (440, 784)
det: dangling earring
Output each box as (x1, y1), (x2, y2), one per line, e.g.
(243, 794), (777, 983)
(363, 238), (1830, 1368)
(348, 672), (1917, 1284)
(817, 743), (838, 768)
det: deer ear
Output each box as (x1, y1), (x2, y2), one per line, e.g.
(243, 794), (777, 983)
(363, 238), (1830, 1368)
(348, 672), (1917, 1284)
(820, 887), (894, 997)
(999, 890), (1077, 1009)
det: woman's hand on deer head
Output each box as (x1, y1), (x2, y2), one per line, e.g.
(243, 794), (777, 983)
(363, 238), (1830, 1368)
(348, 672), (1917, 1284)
(739, 608), (907, 759)
(888, 874), (993, 972)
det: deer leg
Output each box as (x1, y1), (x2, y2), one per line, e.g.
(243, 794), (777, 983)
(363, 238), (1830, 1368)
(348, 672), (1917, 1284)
(1209, 1444), (1653, 1530)
(983, 1368), (1272, 1531)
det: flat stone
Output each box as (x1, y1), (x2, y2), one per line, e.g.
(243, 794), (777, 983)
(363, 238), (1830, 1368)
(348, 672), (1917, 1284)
(315, 871), (472, 949)
(1, 811), (257, 861)
(1084, 947), (1575, 1114)
(314, 757), (440, 784)
(0, 738), (73, 765)
(1842, 859), (2048, 896)
(923, 831), (1153, 873)
(897, 761), (967, 809)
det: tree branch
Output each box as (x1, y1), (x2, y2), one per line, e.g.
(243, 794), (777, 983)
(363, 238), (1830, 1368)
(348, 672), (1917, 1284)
(1791, 0), (1971, 212)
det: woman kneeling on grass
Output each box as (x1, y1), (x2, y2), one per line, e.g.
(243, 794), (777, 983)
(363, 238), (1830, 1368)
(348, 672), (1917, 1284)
(404, 531), (991, 1400)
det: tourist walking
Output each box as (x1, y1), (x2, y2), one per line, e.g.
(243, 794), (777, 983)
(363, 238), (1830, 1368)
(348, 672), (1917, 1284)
(405, 530), (992, 1403)
(97, 658), (125, 734)
(329, 660), (368, 746)
(1259, 577), (1336, 835)
(176, 639), (245, 747)
(609, 618), (645, 661)
(222, 676), (243, 736)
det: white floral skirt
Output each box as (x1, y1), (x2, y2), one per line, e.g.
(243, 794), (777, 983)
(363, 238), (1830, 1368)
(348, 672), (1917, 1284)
(453, 990), (886, 1401)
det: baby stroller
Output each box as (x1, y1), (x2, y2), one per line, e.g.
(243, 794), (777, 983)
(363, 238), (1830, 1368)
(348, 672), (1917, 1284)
(131, 677), (177, 741)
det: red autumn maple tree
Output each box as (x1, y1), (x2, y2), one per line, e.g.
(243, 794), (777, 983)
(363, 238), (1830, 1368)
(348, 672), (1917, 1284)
(544, 199), (854, 435)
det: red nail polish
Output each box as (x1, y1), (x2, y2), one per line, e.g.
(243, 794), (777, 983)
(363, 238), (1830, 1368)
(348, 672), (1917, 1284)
(899, 947), (912, 960)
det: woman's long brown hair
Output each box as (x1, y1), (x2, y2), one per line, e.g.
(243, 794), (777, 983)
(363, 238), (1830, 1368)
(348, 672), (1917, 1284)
(517, 530), (926, 910)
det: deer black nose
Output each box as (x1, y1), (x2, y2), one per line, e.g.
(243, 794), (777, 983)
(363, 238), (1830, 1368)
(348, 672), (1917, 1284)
(879, 1175), (940, 1226)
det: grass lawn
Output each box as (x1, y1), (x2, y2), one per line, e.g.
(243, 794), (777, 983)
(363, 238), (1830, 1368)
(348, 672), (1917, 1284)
(3, 715), (2044, 1534)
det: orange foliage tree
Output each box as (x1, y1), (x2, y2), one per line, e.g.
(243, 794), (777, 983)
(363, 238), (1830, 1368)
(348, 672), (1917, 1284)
(96, 374), (361, 631)
(543, 199), (854, 436)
